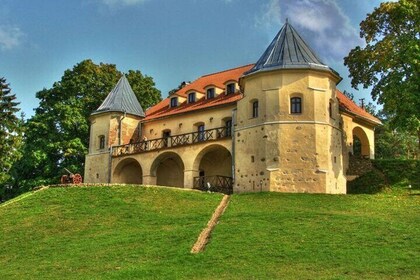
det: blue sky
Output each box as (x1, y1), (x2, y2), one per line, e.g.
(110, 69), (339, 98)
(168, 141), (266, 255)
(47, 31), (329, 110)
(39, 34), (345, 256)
(0, 0), (388, 118)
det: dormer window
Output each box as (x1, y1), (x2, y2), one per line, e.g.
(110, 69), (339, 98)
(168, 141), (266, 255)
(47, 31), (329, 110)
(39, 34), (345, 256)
(207, 88), (215, 99)
(188, 92), (196, 103)
(170, 97), (178, 107)
(226, 83), (235, 95)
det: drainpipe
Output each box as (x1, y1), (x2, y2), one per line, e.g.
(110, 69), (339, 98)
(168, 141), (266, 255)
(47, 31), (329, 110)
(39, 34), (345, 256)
(231, 109), (237, 183)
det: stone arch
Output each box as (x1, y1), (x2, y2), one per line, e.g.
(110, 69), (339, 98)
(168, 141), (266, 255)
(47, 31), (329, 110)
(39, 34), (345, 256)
(151, 151), (184, 188)
(193, 144), (232, 178)
(113, 158), (143, 184)
(352, 126), (370, 158)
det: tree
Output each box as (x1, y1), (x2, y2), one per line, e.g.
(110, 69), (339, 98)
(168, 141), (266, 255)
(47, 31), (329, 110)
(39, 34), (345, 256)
(12, 60), (161, 191)
(0, 77), (22, 201)
(344, 0), (420, 155)
(168, 81), (190, 96)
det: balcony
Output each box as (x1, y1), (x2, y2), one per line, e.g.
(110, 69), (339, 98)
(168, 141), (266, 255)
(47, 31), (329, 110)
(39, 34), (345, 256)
(112, 126), (232, 157)
(193, 175), (233, 194)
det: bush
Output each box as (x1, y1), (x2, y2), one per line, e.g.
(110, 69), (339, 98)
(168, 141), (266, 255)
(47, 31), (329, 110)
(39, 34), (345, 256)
(347, 159), (419, 194)
(347, 169), (388, 194)
(372, 159), (419, 188)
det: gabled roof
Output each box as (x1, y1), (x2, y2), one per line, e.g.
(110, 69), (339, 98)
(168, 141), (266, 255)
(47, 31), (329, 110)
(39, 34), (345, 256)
(336, 90), (382, 125)
(175, 64), (254, 96)
(93, 75), (145, 117)
(144, 65), (253, 120)
(244, 20), (340, 78)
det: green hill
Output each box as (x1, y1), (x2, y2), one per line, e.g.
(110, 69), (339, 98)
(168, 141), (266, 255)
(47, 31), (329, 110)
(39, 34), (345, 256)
(1, 186), (419, 279)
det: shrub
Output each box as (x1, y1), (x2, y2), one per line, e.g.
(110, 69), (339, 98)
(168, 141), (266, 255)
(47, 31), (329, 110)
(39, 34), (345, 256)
(372, 159), (419, 188)
(347, 169), (388, 194)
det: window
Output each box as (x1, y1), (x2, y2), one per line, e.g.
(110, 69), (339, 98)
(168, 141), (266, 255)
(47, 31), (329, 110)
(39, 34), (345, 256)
(252, 100), (259, 118)
(188, 92), (196, 103)
(99, 135), (105, 149)
(225, 119), (232, 137)
(207, 88), (215, 99)
(226, 83), (235, 95)
(329, 101), (333, 118)
(291, 97), (302, 114)
(198, 125), (205, 141)
(170, 97), (178, 107)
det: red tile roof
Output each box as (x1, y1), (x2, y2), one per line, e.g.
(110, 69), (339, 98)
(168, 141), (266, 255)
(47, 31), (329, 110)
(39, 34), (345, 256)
(145, 64), (381, 126)
(336, 90), (381, 125)
(144, 64), (253, 120)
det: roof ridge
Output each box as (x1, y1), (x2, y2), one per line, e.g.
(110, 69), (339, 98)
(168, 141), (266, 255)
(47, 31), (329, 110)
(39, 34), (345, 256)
(201, 63), (255, 78)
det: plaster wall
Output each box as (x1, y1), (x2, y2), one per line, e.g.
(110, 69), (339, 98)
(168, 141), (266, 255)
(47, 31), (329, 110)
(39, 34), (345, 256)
(110, 139), (232, 189)
(235, 69), (346, 193)
(141, 104), (235, 141)
(341, 114), (376, 159)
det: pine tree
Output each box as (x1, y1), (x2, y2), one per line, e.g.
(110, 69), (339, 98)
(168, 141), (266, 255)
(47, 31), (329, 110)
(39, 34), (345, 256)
(0, 77), (22, 201)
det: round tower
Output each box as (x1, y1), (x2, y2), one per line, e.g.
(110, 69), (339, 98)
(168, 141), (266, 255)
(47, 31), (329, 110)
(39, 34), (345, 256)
(235, 21), (346, 193)
(84, 75), (145, 183)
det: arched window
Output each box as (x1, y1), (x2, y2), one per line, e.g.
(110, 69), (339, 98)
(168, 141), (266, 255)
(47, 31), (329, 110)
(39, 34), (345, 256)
(188, 92), (196, 103)
(290, 97), (302, 114)
(99, 135), (105, 149)
(252, 100), (259, 118)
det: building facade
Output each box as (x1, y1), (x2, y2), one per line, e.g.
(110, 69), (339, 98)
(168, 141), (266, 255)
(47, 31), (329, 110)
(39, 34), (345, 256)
(84, 22), (381, 194)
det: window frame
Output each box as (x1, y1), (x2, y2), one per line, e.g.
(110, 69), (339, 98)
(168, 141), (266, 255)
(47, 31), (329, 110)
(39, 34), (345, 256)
(226, 83), (235, 95)
(225, 119), (232, 137)
(170, 97), (178, 107)
(198, 124), (205, 141)
(99, 135), (105, 150)
(206, 88), (215, 99)
(290, 97), (302, 114)
(252, 100), (259, 118)
(188, 92), (196, 103)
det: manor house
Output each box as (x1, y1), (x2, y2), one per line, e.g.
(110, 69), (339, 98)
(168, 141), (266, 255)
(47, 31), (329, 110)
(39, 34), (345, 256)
(84, 21), (381, 194)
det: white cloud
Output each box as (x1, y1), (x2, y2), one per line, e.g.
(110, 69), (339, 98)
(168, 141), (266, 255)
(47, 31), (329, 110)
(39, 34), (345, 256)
(100, 0), (148, 7)
(0, 25), (24, 50)
(255, 0), (363, 61)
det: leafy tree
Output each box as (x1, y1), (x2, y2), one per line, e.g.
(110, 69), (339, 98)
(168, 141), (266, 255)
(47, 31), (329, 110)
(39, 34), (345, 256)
(12, 60), (161, 191)
(168, 81), (190, 96)
(344, 0), (420, 154)
(0, 77), (22, 201)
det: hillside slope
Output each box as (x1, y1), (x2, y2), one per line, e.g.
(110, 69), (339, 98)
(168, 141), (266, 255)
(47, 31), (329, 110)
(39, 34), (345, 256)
(1, 186), (419, 279)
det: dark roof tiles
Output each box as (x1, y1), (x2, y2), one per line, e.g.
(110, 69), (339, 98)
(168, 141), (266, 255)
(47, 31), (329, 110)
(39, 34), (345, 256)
(93, 75), (145, 117)
(245, 20), (340, 78)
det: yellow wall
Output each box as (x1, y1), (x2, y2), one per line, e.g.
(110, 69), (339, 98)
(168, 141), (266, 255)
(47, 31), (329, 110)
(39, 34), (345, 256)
(85, 70), (376, 195)
(235, 69), (346, 193)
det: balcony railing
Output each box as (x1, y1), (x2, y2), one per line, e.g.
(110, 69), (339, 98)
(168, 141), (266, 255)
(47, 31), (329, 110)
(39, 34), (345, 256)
(112, 126), (232, 157)
(193, 175), (233, 194)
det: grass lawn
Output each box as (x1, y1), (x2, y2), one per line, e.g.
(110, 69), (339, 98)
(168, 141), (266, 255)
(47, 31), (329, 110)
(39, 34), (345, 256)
(1, 185), (419, 279)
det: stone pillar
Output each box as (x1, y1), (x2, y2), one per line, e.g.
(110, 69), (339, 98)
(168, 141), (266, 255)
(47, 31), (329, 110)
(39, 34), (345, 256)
(142, 175), (157, 186)
(184, 169), (200, 189)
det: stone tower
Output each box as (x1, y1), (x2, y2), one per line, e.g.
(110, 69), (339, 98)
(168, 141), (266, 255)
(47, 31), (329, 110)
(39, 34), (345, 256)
(84, 75), (145, 183)
(235, 21), (346, 193)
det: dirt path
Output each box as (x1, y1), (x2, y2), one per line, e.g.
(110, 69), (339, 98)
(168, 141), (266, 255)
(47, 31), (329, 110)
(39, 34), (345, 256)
(191, 194), (231, 254)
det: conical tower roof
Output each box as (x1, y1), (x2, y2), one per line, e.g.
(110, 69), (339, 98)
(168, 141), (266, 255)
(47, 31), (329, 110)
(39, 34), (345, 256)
(244, 20), (340, 78)
(92, 75), (145, 117)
